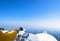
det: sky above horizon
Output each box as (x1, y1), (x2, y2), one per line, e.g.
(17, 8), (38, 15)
(0, 0), (60, 29)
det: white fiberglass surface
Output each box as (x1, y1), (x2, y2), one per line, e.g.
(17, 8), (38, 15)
(36, 32), (57, 41)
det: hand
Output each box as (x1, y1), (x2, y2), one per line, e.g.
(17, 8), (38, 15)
(19, 27), (23, 31)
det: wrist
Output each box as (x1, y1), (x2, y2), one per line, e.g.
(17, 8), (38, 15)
(15, 29), (19, 33)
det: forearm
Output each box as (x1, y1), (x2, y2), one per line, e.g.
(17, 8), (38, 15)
(8, 30), (19, 39)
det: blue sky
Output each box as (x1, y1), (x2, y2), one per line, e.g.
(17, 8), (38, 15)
(0, 0), (60, 29)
